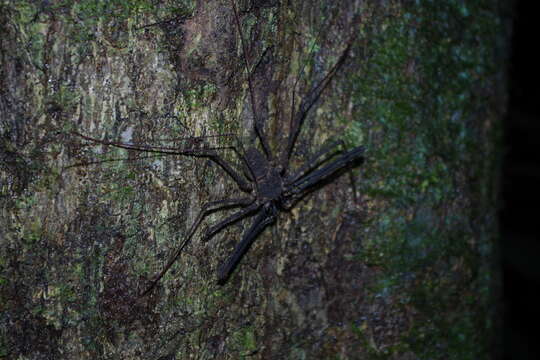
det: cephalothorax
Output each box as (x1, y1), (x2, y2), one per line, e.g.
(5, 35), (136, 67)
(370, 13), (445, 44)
(74, 0), (364, 294)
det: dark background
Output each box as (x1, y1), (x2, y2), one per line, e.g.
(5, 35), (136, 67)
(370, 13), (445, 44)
(503, 0), (539, 359)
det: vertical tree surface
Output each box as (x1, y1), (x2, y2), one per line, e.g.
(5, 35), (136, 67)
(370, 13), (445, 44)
(1, 0), (505, 359)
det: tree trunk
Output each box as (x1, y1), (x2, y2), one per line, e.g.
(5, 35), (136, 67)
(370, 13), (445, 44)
(1, 0), (506, 359)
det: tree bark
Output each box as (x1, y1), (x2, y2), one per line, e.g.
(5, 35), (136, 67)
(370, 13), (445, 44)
(1, 0), (506, 359)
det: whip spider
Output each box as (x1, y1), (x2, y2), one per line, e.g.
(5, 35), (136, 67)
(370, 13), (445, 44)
(74, 0), (364, 295)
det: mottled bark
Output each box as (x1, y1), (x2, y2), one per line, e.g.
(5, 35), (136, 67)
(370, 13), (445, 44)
(1, 0), (505, 359)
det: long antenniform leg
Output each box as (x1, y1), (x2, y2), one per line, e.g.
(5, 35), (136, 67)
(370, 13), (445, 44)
(141, 197), (253, 296)
(229, 0), (272, 158)
(217, 206), (277, 284)
(280, 40), (355, 174)
(72, 131), (253, 193)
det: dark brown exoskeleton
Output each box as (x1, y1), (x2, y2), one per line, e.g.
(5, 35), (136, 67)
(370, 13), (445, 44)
(73, 0), (365, 294)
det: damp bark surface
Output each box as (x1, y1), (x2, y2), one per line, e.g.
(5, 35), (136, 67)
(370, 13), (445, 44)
(1, 1), (506, 359)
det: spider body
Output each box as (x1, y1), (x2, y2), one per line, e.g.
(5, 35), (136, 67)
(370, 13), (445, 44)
(74, 1), (364, 295)
(245, 148), (283, 203)
(140, 0), (365, 292)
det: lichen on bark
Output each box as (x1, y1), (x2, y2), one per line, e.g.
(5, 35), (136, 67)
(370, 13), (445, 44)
(1, 0), (505, 359)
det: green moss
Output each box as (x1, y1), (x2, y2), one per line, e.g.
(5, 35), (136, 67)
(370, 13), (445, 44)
(351, 322), (388, 359)
(343, 0), (501, 358)
(237, 326), (257, 356)
(1, 0), (503, 357)
(182, 84), (217, 114)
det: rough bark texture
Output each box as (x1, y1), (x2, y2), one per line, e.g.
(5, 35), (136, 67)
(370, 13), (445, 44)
(1, 0), (505, 359)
